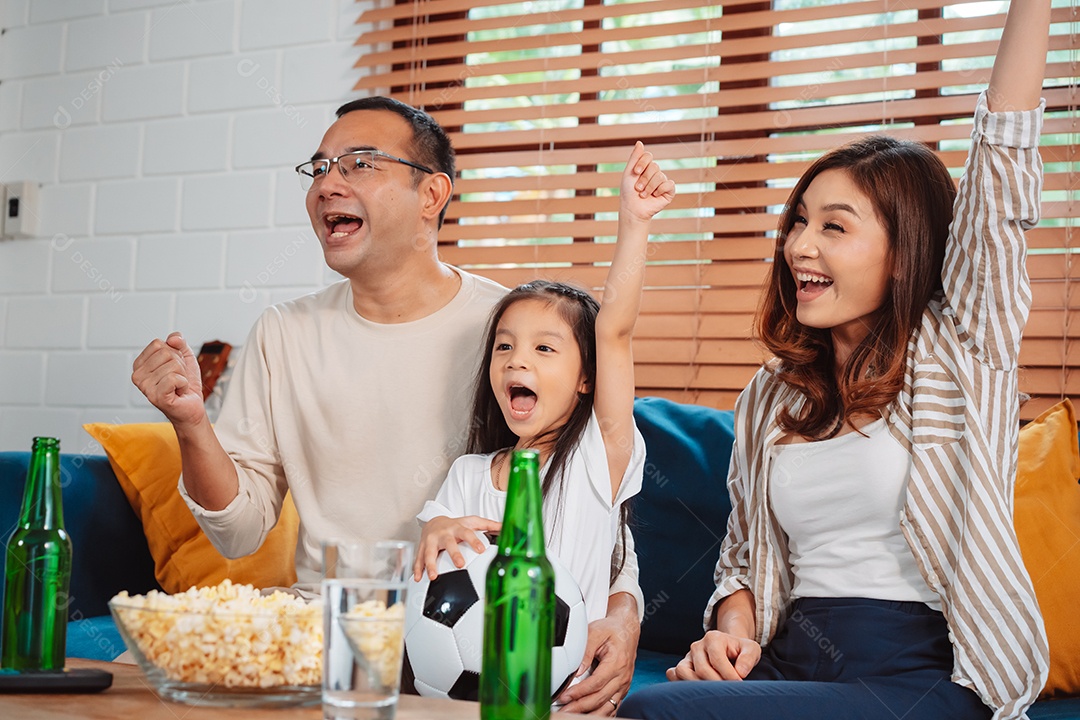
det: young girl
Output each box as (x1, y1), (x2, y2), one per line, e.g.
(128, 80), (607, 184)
(620, 3), (1050, 720)
(413, 142), (675, 627)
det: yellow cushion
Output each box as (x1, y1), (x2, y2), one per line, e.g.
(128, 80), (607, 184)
(83, 422), (298, 594)
(1014, 399), (1080, 698)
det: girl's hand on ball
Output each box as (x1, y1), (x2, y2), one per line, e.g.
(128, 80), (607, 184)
(414, 515), (502, 581)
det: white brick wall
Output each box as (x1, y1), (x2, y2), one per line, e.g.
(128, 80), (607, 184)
(135, 233), (225, 290)
(0, 130), (59, 183)
(233, 108), (327, 169)
(0, 1), (29, 28)
(188, 51), (277, 113)
(0, 240), (51, 294)
(21, 73), (102, 129)
(273, 168), (311, 225)
(225, 229), (323, 289)
(103, 63), (185, 121)
(148, 0), (235, 62)
(143, 116), (230, 175)
(109, 0), (176, 11)
(60, 124), (142, 181)
(238, 0), (333, 51)
(51, 237), (133, 294)
(5, 296), (84, 349)
(65, 13), (147, 72)
(182, 172), (271, 230)
(87, 292), (173, 348)
(0, 23), (64, 80)
(0, 81), (21, 132)
(45, 352), (134, 407)
(30, 1), (103, 25)
(0, 353), (46, 405)
(96, 178), (179, 234)
(0, 408), (84, 456)
(281, 44), (358, 106)
(0, 0), (367, 451)
(38, 183), (93, 237)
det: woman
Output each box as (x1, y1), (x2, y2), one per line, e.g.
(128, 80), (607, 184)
(619, 2), (1051, 719)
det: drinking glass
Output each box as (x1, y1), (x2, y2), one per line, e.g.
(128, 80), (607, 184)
(322, 539), (413, 720)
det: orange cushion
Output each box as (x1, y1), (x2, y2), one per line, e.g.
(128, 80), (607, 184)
(83, 422), (298, 594)
(1014, 399), (1080, 698)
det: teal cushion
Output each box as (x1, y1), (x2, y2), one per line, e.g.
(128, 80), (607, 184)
(628, 649), (679, 695)
(631, 397), (736, 655)
(1027, 699), (1080, 718)
(65, 615), (124, 661)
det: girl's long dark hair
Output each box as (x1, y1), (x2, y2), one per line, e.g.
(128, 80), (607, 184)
(467, 280), (629, 583)
(757, 135), (957, 439)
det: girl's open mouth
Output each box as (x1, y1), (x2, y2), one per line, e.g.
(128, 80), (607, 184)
(508, 384), (537, 415)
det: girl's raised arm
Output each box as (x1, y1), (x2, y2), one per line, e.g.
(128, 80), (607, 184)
(595, 142), (675, 499)
(987, 0), (1051, 112)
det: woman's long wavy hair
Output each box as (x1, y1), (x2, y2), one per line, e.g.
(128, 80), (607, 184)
(467, 280), (628, 582)
(757, 136), (956, 439)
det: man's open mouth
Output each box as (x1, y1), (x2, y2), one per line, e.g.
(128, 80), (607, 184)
(326, 214), (363, 238)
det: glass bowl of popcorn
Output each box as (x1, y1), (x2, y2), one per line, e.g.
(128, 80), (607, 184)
(109, 580), (323, 707)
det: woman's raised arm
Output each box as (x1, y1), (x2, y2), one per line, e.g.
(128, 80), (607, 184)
(987, 0), (1052, 112)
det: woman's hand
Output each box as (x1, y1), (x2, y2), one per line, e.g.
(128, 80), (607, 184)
(412, 515), (501, 581)
(666, 630), (762, 682)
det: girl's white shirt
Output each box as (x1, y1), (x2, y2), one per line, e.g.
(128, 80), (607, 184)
(418, 410), (645, 623)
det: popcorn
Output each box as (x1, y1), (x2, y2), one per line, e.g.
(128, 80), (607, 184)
(340, 600), (406, 688)
(111, 580), (322, 688)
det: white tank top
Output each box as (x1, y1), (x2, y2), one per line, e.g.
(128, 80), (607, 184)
(769, 417), (941, 609)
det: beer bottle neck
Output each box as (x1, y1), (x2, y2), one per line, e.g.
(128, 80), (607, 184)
(497, 449), (546, 558)
(20, 438), (65, 530)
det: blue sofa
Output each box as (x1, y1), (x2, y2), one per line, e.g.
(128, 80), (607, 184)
(0, 398), (1076, 717)
(627, 398), (1080, 719)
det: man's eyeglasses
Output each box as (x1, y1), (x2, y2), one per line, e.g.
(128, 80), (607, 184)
(295, 150), (435, 192)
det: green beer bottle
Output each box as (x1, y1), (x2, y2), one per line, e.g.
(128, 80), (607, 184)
(480, 449), (554, 720)
(2, 437), (72, 670)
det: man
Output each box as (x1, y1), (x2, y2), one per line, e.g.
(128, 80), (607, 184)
(132, 97), (640, 714)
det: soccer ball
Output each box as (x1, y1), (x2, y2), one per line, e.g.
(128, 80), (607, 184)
(401, 535), (588, 701)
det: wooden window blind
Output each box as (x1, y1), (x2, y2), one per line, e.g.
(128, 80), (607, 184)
(352, 0), (1079, 418)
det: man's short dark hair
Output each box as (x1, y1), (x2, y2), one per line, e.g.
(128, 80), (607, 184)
(335, 96), (455, 227)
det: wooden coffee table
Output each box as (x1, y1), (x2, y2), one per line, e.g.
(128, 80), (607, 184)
(0, 658), (594, 719)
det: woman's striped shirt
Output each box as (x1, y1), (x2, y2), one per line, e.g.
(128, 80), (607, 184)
(705, 91), (1050, 720)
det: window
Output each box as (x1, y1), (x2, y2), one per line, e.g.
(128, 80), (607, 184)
(353, 0), (1079, 418)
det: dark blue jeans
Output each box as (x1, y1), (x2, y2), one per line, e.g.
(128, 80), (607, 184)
(619, 598), (992, 720)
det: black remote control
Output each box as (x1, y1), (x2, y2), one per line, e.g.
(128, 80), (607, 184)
(0, 668), (113, 693)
